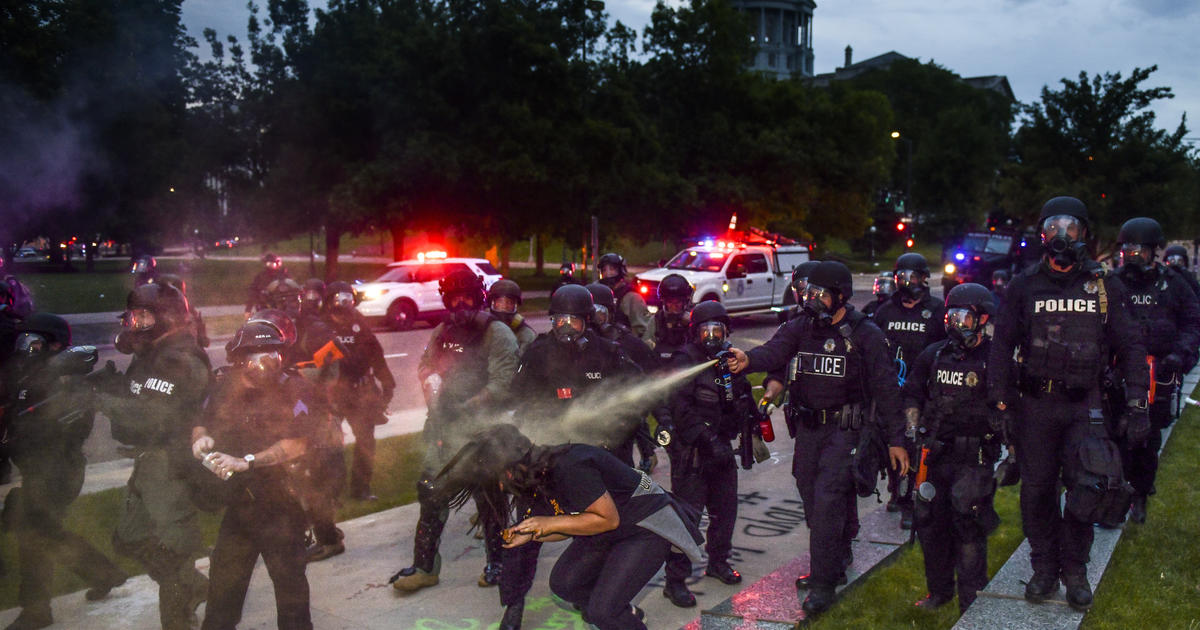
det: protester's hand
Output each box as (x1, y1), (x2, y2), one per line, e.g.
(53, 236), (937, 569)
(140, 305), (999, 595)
(501, 528), (535, 549)
(191, 435), (215, 460)
(889, 446), (910, 476)
(511, 516), (556, 540)
(726, 348), (749, 373)
(205, 452), (249, 478)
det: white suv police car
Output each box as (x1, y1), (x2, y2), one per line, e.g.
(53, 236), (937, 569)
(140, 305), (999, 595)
(356, 254), (502, 330)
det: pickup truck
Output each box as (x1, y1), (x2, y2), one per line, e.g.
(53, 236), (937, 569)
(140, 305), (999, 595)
(634, 241), (811, 320)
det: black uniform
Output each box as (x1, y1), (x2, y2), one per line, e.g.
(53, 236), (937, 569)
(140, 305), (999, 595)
(744, 308), (905, 590)
(663, 344), (750, 585)
(988, 261), (1148, 579)
(903, 339), (1001, 611)
(862, 297), (887, 317)
(594, 321), (660, 465)
(199, 371), (321, 630)
(325, 310), (395, 499)
(1113, 263), (1200, 496)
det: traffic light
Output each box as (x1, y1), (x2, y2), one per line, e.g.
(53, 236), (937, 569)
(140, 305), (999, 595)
(905, 238), (914, 248)
(895, 222), (906, 232)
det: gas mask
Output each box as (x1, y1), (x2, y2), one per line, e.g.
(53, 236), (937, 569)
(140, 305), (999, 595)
(1041, 215), (1087, 267)
(237, 350), (284, 387)
(447, 292), (481, 327)
(490, 296), (518, 325)
(661, 297), (689, 327)
(271, 292), (303, 317)
(894, 269), (927, 301)
(802, 284), (839, 325)
(301, 290), (323, 316)
(1119, 243), (1154, 273)
(791, 277), (809, 305)
(696, 320), (730, 356)
(592, 304), (612, 332)
(991, 277), (1007, 298)
(873, 275), (896, 300)
(599, 265), (622, 288)
(551, 313), (586, 347)
(115, 307), (160, 355)
(945, 307), (984, 348)
(15, 332), (48, 357)
(1165, 253), (1187, 270)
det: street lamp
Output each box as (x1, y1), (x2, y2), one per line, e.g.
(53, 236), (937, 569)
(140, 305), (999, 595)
(890, 131), (913, 214)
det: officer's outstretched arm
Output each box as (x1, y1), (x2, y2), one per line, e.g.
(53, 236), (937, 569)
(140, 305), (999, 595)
(742, 318), (807, 374)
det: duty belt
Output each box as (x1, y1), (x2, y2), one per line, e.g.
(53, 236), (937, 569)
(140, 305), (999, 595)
(1021, 376), (1087, 399)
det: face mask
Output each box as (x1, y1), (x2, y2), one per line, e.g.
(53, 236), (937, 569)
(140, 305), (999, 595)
(791, 278), (809, 305)
(1166, 254), (1187, 269)
(551, 314), (586, 345)
(894, 269), (927, 300)
(1119, 244), (1153, 271)
(802, 284), (838, 324)
(696, 321), (729, 356)
(15, 332), (47, 357)
(1041, 215), (1087, 266)
(239, 351), (283, 385)
(945, 307), (982, 347)
(873, 276), (896, 298)
(592, 304), (611, 328)
(448, 292), (480, 326)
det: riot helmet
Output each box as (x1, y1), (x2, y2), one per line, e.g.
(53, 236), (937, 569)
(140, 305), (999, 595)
(1117, 217), (1165, 272)
(894, 253), (930, 300)
(597, 253), (627, 287)
(301, 278), (325, 315)
(116, 282), (190, 354)
(1164, 244), (1190, 270)
(266, 278), (304, 314)
(689, 300), (732, 356)
(944, 283), (994, 347)
(657, 273), (694, 316)
(1038, 197), (1090, 267)
(549, 284), (593, 345)
(130, 255), (157, 277)
(152, 273), (188, 295)
(263, 252), (283, 271)
(790, 260), (820, 304)
(803, 261), (853, 324)
(246, 309), (298, 349)
(487, 279), (522, 324)
(15, 312), (71, 357)
(438, 270), (485, 327)
(226, 321), (287, 385)
(584, 282), (617, 330)
(872, 271), (896, 300)
(559, 262), (577, 278)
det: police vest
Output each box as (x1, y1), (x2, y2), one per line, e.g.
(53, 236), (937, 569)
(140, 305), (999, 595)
(653, 311), (688, 366)
(676, 343), (740, 439)
(429, 319), (494, 402)
(1119, 266), (1179, 358)
(875, 295), (941, 363)
(924, 340), (991, 439)
(788, 311), (870, 410)
(611, 283), (634, 328)
(1021, 270), (1107, 388)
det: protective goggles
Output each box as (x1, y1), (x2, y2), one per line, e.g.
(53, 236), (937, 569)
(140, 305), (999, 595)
(15, 332), (47, 356)
(945, 307), (980, 332)
(893, 269), (926, 287)
(238, 350), (284, 375)
(873, 276), (896, 296)
(1041, 215), (1083, 242)
(592, 304), (610, 325)
(1166, 254), (1187, 267)
(330, 291), (356, 308)
(1119, 243), (1153, 264)
(696, 321), (727, 344)
(123, 308), (157, 331)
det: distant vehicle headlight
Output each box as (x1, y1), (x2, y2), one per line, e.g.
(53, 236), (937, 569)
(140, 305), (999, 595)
(362, 287), (388, 301)
(944, 263), (956, 274)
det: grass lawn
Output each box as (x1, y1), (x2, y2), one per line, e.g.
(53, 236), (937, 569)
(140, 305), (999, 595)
(809, 383), (1200, 629)
(0, 432), (424, 610)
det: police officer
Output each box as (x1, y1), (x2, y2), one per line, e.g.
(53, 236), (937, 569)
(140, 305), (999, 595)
(1163, 244), (1200, 297)
(727, 261), (908, 617)
(300, 279), (326, 319)
(780, 260), (820, 322)
(661, 301), (749, 608)
(598, 252), (655, 344)
(585, 282), (660, 470)
(154, 274), (210, 348)
(392, 269), (519, 593)
(862, 271), (896, 317)
(988, 196), (1149, 611)
(872, 252), (946, 528)
(553, 262), (584, 294)
(499, 284), (642, 629)
(3, 315), (127, 630)
(246, 252), (290, 317)
(488, 279), (536, 353)
(131, 254), (159, 287)
(190, 321), (320, 630)
(652, 274), (693, 361)
(96, 283), (211, 630)
(1113, 218), (1200, 523)
(903, 284), (1002, 613)
(323, 280), (395, 501)
(991, 269), (1011, 314)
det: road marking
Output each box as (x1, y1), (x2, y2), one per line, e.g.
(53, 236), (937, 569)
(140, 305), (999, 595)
(384, 353), (409, 358)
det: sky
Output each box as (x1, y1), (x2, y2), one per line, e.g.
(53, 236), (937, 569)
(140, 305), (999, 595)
(182, 0), (1200, 138)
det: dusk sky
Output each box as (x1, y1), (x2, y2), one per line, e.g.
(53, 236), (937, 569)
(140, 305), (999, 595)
(182, 0), (1200, 139)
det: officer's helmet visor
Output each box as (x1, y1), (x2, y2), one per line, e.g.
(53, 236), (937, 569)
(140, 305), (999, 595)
(238, 350), (283, 375)
(894, 269), (926, 288)
(491, 296), (518, 314)
(272, 292), (301, 309)
(124, 308), (157, 331)
(791, 278), (809, 302)
(551, 314), (585, 340)
(331, 291), (356, 309)
(873, 276), (896, 296)
(446, 292), (478, 311)
(1119, 243), (1153, 266)
(1166, 254), (1187, 267)
(265, 259), (282, 270)
(592, 304), (610, 326)
(945, 307), (979, 333)
(600, 264), (621, 280)
(697, 321), (727, 344)
(803, 283), (834, 309)
(303, 289), (323, 304)
(1041, 215), (1083, 243)
(131, 260), (149, 274)
(662, 297), (688, 315)
(15, 332), (47, 356)
(559, 265), (574, 277)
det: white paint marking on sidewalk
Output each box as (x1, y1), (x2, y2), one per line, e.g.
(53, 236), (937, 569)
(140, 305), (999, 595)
(384, 353), (408, 358)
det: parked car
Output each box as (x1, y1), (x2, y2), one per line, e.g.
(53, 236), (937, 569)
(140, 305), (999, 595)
(355, 255), (503, 330)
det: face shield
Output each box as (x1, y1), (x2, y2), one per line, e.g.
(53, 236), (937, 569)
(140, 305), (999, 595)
(124, 308), (157, 332)
(945, 307), (983, 345)
(551, 313), (586, 344)
(1119, 243), (1153, 270)
(237, 350), (284, 385)
(265, 259), (283, 271)
(696, 320), (729, 355)
(1041, 215), (1087, 265)
(802, 283), (837, 322)
(894, 269), (927, 299)
(662, 297), (688, 316)
(302, 289), (323, 311)
(791, 277), (809, 304)
(15, 332), (47, 357)
(873, 276), (896, 298)
(592, 304), (610, 328)
(490, 296), (518, 315)
(131, 260), (150, 274)
(1166, 253), (1187, 269)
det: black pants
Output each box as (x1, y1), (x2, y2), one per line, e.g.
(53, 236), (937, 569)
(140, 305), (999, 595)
(549, 527), (670, 630)
(411, 478), (503, 574)
(665, 448), (737, 583)
(344, 412), (377, 497)
(915, 458), (993, 611)
(793, 422), (858, 589)
(1015, 394), (1094, 575)
(500, 541), (543, 607)
(304, 446), (346, 545)
(1121, 394), (1171, 496)
(203, 499), (312, 630)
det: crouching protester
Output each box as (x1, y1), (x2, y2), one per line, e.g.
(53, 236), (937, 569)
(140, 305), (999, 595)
(189, 321), (320, 630)
(436, 424), (704, 630)
(901, 284), (1002, 612)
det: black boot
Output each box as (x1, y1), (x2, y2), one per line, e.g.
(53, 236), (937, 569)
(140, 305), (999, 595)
(705, 561), (742, 585)
(801, 587), (836, 617)
(795, 572), (846, 589)
(1023, 571), (1059, 603)
(1060, 566), (1093, 611)
(1129, 494), (1148, 524)
(663, 580), (696, 608)
(914, 593), (954, 610)
(499, 600), (524, 630)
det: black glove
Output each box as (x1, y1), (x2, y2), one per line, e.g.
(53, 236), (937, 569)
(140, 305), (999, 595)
(1159, 353), (1183, 377)
(1120, 405), (1151, 444)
